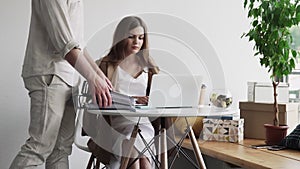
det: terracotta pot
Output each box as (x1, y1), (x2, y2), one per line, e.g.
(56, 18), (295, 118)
(264, 124), (289, 145)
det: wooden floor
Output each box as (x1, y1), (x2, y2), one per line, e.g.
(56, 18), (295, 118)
(181, 138), (300, 169)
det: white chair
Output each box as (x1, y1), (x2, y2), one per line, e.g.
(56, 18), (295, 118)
(74, 81), (105, 169)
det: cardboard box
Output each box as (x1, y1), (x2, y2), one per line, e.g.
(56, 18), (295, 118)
(202, 118), (244, 142)
(239, 101), (299, 139)
(247, 82), (289, 103)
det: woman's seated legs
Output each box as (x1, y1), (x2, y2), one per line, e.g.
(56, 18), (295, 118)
(122, 139), (153, 169)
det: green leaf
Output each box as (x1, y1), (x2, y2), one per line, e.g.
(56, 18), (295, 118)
(253, 20), (258, 27)
(292, 50), (297, 57)
(296, 5), (300, 13)
(290, 58), (295, 69)
(244, 0), (248, 8)
(296, 13), (300, 21)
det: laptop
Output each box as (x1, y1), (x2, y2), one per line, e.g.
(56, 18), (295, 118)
(137, 74), (203, 109)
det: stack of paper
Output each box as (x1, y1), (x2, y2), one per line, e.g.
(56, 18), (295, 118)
(110, 91), (135, 106)
(86, 91), (136, 111)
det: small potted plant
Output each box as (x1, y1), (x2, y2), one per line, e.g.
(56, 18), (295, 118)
(242, 0), (300, 145)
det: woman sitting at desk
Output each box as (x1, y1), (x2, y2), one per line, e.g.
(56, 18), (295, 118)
(85, 16), (159, 169)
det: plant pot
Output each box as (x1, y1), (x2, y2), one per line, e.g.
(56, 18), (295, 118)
(264, 124), (289, 145)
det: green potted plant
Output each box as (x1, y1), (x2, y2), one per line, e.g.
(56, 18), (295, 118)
(242, 0), (300, 145)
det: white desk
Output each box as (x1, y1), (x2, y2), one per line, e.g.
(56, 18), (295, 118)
(87, 105), (235, 117)
(87, 106), (236, 169)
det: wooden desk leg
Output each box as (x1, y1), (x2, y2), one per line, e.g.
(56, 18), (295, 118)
(120, 125), (139, 169)
(187, 125), (206, 169)
(160, 128), (168, 169)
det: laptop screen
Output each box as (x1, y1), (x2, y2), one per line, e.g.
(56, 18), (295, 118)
(147, 74), (202, 108)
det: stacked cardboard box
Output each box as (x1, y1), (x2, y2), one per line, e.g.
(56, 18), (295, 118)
(239, 101), (299, 139)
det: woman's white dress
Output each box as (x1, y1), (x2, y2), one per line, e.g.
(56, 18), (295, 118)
(108, 66), (155, 169)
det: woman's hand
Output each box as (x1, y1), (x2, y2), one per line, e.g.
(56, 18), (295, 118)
(133, 96), (149, 105)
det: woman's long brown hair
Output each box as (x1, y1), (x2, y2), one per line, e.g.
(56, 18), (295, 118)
(105, 16), (159, 74)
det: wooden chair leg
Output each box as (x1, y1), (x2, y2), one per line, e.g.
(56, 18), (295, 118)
(86, 154), (95, 169)
(95, 158), (101, 169)
(160, 128), (168, 169)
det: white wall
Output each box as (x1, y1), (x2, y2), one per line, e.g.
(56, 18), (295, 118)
(0, 0), (269, 168)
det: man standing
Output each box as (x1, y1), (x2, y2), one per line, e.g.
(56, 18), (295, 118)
(10, 0), (112, 168)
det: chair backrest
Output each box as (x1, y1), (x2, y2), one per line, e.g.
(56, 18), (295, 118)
(74, 81), (112, 166)
(74, 81), (90, 152)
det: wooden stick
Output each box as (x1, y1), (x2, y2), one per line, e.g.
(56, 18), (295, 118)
(187, 125), (206, 169)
